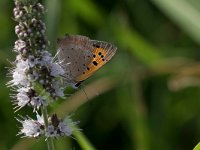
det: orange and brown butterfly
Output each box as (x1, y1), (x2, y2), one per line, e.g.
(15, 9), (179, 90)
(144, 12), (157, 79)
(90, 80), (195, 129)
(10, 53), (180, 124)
(57, 34), (117, 88)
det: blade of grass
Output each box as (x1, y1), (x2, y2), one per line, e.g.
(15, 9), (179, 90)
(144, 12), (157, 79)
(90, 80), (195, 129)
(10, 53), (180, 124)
(44, 0), (61, 47)
(68, 0), (104, 27)
(194, 142), (200, 150)
(152, 0), (200, 44)
(54, 77), (118, 117)
(73, 126), (96, 150)
(113, 21), (163, 67)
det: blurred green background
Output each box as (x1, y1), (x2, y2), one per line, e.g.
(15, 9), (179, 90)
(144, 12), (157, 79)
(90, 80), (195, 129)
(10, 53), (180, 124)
(1, 0), (200, 149)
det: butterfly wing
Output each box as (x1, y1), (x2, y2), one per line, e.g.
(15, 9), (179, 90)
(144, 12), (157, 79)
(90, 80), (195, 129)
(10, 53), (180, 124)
(57, 35), (117, 84)
(57, 35), (94, 81)
(74, 40), (117, 82)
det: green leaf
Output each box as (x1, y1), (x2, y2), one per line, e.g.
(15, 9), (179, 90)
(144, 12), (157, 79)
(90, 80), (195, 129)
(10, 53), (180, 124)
(194, 142), (200, 150)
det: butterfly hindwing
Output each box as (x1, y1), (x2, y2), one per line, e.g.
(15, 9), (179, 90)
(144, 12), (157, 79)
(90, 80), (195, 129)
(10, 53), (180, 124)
(57, 35), (93, 80)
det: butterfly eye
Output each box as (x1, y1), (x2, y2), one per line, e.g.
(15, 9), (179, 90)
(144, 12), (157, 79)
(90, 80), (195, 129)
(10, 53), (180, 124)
(74, 81), (82, 88)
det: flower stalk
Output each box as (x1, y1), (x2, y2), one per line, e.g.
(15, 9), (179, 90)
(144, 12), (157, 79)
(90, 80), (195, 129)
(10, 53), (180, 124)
(9, 0), (78, 149)
(41, 106), (54, 150)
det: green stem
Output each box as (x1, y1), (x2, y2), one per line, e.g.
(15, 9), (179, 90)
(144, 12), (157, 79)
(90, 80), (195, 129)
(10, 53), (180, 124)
(73, 125), (96, 150)
(41, 106), (55, 150)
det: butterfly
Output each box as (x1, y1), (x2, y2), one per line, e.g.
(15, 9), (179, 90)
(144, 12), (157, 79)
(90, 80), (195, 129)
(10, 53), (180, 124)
(57, 34), (117, 88)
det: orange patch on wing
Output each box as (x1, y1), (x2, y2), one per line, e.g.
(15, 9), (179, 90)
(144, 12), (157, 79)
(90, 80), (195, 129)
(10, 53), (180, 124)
(75, 48), (108, 81)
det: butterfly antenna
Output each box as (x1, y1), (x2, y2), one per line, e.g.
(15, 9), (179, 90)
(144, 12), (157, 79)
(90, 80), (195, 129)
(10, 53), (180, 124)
(81, 86), (89, 100)
(54, 48), (61, 60)
(82, 83), (100, 97)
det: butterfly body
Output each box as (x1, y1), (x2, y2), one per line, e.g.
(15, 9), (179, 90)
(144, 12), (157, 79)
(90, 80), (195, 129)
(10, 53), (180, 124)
(57, 35), (117, 88)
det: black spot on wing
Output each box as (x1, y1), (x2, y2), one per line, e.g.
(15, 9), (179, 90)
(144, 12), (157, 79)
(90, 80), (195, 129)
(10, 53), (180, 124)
(93, 61), (98, 66)
(93, 43), (100, 48)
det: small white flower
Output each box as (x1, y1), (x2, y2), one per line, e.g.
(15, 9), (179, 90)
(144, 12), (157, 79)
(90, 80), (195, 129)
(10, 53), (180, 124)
(21, 120), (41, 137)
(18, 117), (44, 138)
(16, 59), (29, 72)
(41, 51), (52, 64)
(12, 70), (28, 86)
(28, 55), (38, 68)
(36, 112), (44, 125)
(30, 96), (43, 110)
(58, 122), (72, 136)
(16, 88), (30, 108)
(16, 54), (22, 61)
(52, 80), (65, 97)
(14, 40), (26, 52)
(15, 25), (20, 35)
(38, 51), (55, 74)
(27, 70), (39, 81)
(49, 63), (65, 77)
(46, 125), (57, 137)
(12, 59), (29, 86)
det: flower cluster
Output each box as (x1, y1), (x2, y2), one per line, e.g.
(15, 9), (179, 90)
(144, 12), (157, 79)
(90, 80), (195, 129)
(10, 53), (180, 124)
(10, 0), (65, 111)
(17, 114), (78, 138)
(9, 0), (76, 139)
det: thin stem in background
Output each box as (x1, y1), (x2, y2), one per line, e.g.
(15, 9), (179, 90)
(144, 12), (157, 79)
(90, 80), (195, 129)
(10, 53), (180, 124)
(41, 106), (55, 150)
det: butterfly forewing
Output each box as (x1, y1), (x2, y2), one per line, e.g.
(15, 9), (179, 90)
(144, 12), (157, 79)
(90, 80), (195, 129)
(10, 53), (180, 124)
(91, 40), (117, 61)
(74, 40), (117, 81)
